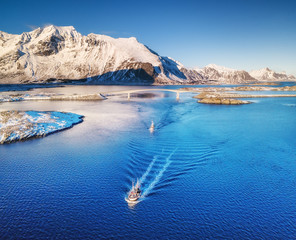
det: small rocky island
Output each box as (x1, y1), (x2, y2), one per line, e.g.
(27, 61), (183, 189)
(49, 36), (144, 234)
(0, 111), (83, 144)
(198, 97), (250, 105)
(192, 91), (251, 105)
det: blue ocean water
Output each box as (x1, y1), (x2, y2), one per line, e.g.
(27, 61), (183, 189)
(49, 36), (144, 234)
(0, 85), (296, 239)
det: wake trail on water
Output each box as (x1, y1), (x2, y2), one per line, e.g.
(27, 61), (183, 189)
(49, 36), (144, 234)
(142, 148), (177, 198)
(140, 155), (157, 184)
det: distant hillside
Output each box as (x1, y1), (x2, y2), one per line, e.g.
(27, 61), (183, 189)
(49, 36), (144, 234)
(249, 67), (296, 81)
(195, 64), (256, 84)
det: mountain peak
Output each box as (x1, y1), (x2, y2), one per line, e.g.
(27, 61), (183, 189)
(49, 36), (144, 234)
(206, 64), (236, 72)
(128, 36), (138, 42)
(249, 67), (295, 80)
(42, 25), (75, 31)
(40, 25), (78, 35)
(194, 64), (255, 83)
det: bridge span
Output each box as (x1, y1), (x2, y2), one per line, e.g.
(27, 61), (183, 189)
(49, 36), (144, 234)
(101, 88), (188, 100)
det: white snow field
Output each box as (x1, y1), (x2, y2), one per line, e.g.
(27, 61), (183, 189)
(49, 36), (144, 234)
(0, 110), (83, 144)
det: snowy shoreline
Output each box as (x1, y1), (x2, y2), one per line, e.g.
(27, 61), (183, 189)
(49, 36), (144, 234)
(0, 111), (84, 144)
(0, 92), (106, 103)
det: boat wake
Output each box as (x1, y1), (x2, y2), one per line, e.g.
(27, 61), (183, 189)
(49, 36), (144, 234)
(125, 97), (225, 206)
(140, 155), (157, 184)
(126, 149), (177, 205)
(141, 149), (176, 198)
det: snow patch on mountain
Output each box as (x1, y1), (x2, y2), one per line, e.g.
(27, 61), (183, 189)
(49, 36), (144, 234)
(205, 64), (237, 73)
(195, 64), (256, 84)
(249, 67), (296, 81)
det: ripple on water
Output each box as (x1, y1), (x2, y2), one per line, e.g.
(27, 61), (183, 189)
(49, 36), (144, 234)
(124, 134), (224, 203)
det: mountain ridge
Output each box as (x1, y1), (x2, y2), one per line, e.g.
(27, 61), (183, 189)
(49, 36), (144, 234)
(194, 64), (256, 84)
(0, 25), (294, 85)
(249, 67), (296, 81)
(0, 25), (202, 85)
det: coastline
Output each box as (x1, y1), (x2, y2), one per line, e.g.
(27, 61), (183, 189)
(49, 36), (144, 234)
(0, 111), (84, 144)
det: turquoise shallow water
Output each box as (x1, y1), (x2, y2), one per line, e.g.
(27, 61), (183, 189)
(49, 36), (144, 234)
(0, 85), (296, 239)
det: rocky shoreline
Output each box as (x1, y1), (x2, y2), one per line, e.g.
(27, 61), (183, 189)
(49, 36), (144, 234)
(0, 92), (106, 103)
(180, 84), (296, 93)
(198, 98), (250, 105)
(180, 83), (296, 105)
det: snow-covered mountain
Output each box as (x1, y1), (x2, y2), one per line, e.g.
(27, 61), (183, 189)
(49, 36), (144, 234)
(249, 67), (296, 81)
(0, 25), (204, 85)
(0, 25), (294, 85)
(195, 64), (256, 84)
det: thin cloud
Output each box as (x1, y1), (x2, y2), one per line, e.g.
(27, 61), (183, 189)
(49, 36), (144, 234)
(42, 23), (54, 28)
(26, 24), (39, 30)
(26, 23), (54, 31)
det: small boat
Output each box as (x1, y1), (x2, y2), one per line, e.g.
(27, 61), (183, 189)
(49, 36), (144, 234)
(127, 179), (141, 202)
(149, 120), (155, 133)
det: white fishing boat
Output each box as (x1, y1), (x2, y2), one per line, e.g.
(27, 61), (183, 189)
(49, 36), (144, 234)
(149, 120), (155, 133)
(127, 179), (141, 202)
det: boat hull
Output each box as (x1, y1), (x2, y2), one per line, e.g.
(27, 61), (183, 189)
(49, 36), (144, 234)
(128, 196), (140, 201)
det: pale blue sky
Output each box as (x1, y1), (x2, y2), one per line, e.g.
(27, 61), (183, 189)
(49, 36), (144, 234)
(1, 0), (295, 74)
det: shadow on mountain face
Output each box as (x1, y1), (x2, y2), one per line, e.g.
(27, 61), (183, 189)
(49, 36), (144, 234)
(145, 45), (160, 56)
(43, 59), (191, 85)
(160, 57), (186, 80)
(70, 68), (156, 85)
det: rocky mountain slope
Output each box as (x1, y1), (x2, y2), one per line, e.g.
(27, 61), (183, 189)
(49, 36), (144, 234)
(0, 25), (204, 85)
(249, 67), (296, 81)
(195, 64), (256, 84)
(0, 25), (294, 85)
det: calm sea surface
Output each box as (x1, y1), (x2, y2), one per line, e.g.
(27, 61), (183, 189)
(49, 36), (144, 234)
(0, 84), (296, 239)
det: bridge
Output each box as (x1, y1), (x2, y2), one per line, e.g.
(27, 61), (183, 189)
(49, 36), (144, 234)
(101, 88), (187, 100)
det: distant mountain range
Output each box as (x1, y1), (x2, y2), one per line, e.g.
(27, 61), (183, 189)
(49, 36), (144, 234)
(194, 64), (256, 84)
(195, 64), (296, 83)
(0, 25), (295, 85)
(249, 67), (296, 81)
